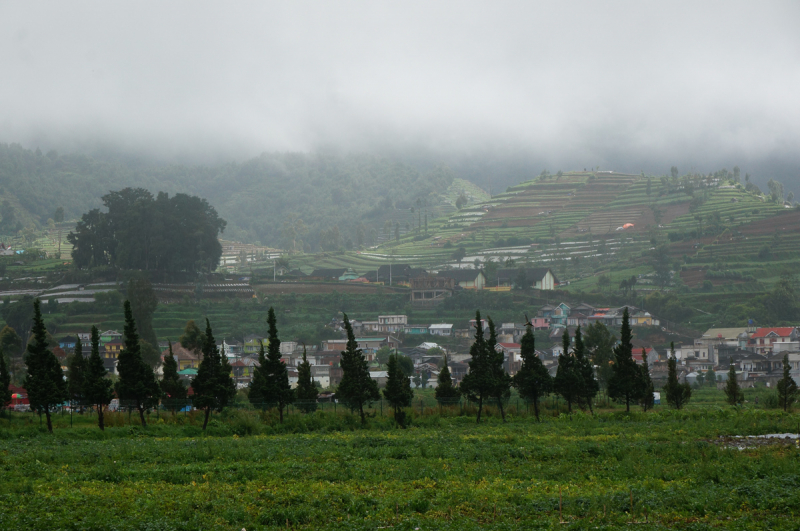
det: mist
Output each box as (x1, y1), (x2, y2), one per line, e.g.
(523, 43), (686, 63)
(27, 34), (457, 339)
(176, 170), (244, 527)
(1, 1), (799, 186)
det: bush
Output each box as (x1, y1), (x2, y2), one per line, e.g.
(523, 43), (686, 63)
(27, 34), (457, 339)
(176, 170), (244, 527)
(763, 393), (780, 409)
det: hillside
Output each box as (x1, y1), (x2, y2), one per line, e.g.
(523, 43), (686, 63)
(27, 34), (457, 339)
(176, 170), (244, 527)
(0, 144), (456, 250)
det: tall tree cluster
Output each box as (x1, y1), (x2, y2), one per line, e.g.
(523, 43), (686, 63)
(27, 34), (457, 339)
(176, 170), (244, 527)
(460, 312), (511, 423)
(554, 327), (599, 414)
(68, 188), (226, 272)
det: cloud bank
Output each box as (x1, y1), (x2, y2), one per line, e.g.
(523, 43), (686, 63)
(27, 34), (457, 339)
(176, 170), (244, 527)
(1, 1), (799, 183)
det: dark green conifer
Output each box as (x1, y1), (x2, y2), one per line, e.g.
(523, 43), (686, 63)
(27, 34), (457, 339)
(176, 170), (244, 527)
(435, 355), (461, 404)
(487, 318), (512, 422)
(383, 353), (413, 426)
(607, 308), (644, 412)
(337, 313), (380, 424)
(191, 319), (236, 430)
(724, 363), (744, 406)
(160, 340), (187, 408)
(777, 352), (799, 411)
(513, 321), (552, 421)
(260, 307), (294, 422)
(460, 311), (495, 423)
(83, 326), (113, 430)
(573, 326), (599, 414)
(248, 341), (269, 408)
(116, 300), (160, 427)
(639, 349), (655, 412)
(554, 329), (581, 413)
(66, 337), (86, 410)
(295, 346), (318, 413)
(664, 342), (692, 409)
(23, 299), (67, 433)
(0, 347), (11, 410)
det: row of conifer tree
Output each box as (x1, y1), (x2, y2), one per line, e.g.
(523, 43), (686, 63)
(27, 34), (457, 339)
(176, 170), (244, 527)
(5, 303), (797, 434)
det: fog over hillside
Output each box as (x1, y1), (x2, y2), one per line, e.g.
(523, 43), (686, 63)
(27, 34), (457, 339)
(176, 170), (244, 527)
(1, 1), (799, 189)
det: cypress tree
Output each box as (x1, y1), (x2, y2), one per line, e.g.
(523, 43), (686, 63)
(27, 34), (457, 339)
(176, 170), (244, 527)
(83, 326), (113, 430)
(295, 346), (318, 413)
(639, 349), (655, 412)
(724, 363), (744, 406)
(513, 321), (552, 421)
(435, 354), (461, 404)
(66, 337), (86, 411)
(0, 347), (11, 410)
(160, 340), (187, 408)
(116, 300), (160, 427)
(486, 318), (512, 422)
(248, 341), (269, 408)
(573, 326), (599, 414)
(554, 329), (581, 413)
(706, 368), (717, 387)
(664, 342), (692, 409)
(460, 311), (494, 423)
(777, 352), (799, 412)
(191, 319), (236, 430)
(607, 307), (644, 412)
(383, 353), (413, 426)
(260, 307), (294, 422)
(23, 299), (67, 433)
(337, 313), (380, 423)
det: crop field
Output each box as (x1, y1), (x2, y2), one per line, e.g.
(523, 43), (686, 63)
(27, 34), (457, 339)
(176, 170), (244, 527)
(1, 395), (799, 531)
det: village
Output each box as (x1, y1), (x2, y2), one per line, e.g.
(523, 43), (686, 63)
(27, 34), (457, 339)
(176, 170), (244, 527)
(9, 296), (799, 411)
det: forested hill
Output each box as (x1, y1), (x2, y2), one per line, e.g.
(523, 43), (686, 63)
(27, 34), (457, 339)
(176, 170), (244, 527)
(0, 144), (458, 249)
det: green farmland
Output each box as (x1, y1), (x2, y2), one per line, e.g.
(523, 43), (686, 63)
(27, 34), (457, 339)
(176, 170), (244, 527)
(1, 392), (800, 530)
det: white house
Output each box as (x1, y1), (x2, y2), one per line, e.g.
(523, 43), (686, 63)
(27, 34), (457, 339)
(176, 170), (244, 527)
(428, 324), (454, 336)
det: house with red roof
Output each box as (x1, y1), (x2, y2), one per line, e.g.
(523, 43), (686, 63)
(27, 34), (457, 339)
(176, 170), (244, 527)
(748, 327), (799, 355)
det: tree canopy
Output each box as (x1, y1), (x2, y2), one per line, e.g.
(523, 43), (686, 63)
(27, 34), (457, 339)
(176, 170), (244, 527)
(68, 188), (226, 272)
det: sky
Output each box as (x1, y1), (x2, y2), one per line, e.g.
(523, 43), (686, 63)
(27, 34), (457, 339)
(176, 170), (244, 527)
(1, 1), (799, 186)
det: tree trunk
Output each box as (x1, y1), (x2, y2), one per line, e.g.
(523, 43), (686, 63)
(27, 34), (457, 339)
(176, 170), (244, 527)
(279, 403), (284, 423)
(476, 396), (483, 423)
(497, 397), (506, 422)
(533, 397), (540, 422)
(45, 407), (53, 433)
(626, 395), (630, 413)
(202, 407), (211, 430)
(138, 405), (147, 427)
(567, 398), (572, 414)
(98, 406), (105, 431)
(359, 403), (366, 424)
(587, 397), (594, 416)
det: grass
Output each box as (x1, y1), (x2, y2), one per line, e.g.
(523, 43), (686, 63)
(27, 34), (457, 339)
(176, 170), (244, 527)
(1, 390), (800, 530)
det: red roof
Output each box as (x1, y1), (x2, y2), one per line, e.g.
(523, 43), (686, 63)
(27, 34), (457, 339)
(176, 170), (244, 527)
(498, 343), (521, 349)
(751, 327), (796, 339)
